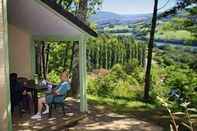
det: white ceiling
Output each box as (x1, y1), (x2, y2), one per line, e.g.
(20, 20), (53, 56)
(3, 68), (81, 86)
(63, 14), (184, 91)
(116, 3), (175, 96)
(8, 0), (83, 40)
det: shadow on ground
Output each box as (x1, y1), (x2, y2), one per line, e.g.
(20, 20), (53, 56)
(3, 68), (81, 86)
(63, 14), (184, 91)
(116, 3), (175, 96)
(70, 99), (171, 131)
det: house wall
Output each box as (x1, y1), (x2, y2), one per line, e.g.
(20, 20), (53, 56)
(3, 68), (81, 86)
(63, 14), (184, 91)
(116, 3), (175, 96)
(8, 24), (33, 79)
(0, 0), (12, 130)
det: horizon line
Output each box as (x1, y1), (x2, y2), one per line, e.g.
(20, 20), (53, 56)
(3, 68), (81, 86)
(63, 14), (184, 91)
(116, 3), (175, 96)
(96, 10), (165, 15)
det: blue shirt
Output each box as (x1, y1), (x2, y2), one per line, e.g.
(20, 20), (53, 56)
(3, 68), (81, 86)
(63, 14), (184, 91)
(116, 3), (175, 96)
(46, 81), (70, 104)
(56, 81), (71, 95)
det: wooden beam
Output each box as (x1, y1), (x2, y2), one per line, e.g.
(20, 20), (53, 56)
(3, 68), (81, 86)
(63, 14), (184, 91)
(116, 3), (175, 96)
(0, 0), (12, 130)
(79, 35), (88, 112)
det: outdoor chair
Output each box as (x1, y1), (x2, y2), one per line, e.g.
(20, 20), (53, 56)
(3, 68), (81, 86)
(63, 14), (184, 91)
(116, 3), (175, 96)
(48, 94), (67, 117)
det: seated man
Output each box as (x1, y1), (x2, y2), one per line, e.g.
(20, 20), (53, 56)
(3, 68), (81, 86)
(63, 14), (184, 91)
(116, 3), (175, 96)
(10, 73), (22, 113)
(21, 81), (34, 113)
(31, 71), (71, 119)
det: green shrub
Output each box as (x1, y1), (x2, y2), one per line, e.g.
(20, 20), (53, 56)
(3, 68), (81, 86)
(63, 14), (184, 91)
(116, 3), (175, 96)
(96, 75), (116, 97)
(124, 59), (140, 75)
(124, 59), (144, 83)
(87, 64), (141, 99)
(150, 65), (169, 99)
(111, 64), (127, 80)
(87, 78), (98, 96)
(163, 66), (197, 108)
(48, 70), (60, 83)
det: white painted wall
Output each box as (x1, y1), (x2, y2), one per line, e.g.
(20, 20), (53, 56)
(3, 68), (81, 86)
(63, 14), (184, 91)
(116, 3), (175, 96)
(8, 24), (33, 79)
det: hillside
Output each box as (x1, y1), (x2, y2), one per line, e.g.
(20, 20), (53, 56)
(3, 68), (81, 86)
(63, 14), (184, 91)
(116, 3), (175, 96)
(89, 11), (151, 28)
(154, 6), (197, 44)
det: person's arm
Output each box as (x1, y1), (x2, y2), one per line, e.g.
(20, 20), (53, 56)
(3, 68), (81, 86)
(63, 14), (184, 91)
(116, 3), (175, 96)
(52, 89), (60, 96)
(53, 82), (69, 96)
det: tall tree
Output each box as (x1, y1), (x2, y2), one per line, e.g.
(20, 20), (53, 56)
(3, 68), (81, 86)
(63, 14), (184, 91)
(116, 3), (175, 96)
(144, 0), (158, 101)
(143, 0), (196, 100)
(69, 0), (88, 97)
(53, 0), (102, 97)
(70, 0), (88, 96)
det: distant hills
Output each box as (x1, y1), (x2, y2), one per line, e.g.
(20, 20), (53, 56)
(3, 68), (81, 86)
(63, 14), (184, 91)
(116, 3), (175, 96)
(89, 11), (152, 28)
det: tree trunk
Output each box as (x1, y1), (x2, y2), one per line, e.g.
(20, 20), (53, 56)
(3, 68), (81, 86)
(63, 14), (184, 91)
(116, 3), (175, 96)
(70, 41), (80, 97)
(63, 44), (68, 69)
(41, 41), (47, 80)
(144, 0), (158, 101)
(70, 0), (88, 97)
(45, 43), (50, 75)
(35, 43), (40, 75)
(35, 41), (43, 79)
(70, 42), (75, 73)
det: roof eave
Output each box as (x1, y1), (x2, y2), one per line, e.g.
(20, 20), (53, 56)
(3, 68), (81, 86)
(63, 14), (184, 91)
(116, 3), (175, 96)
(40, 0), (97, 37)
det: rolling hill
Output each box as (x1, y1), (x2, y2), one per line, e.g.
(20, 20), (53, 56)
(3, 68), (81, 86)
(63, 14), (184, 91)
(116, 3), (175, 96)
(89, 11), (151, 28)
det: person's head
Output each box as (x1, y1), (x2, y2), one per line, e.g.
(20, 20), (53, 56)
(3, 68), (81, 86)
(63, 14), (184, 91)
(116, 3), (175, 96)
(10, 73), (18, 81)
(60, 71), (69, 82)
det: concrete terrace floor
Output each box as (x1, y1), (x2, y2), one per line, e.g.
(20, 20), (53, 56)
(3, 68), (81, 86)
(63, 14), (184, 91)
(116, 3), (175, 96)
(13, 98), (170, 131)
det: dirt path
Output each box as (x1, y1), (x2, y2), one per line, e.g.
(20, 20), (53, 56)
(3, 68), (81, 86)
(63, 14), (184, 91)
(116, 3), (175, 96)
(69, 103), (168, 131)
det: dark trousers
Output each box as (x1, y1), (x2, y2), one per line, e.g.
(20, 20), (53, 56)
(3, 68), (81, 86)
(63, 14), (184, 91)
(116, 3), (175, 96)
(21, 94), (34, 113)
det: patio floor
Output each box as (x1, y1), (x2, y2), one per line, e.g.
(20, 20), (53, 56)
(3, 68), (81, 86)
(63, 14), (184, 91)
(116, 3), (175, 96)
(12, 98), (84, 131)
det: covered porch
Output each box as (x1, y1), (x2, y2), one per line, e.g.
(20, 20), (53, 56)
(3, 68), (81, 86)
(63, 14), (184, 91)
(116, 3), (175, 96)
(0, 0), (97, 130)
(13, 98), (85, 131)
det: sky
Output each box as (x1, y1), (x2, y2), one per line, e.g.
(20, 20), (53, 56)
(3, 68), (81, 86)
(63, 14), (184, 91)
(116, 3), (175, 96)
(101, 0), (177, 14)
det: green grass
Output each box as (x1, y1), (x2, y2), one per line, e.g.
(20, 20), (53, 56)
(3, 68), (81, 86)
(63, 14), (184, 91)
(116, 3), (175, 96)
(88, 95), (158, 113)
(155, 30), (196, 41)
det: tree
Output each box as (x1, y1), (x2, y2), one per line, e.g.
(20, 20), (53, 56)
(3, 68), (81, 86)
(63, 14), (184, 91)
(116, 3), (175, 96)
(69, 0), (102, 97)
(69, 0), (88, 97)
(45, 0), (102, 97)
(56, 0), (102, 16)
(144, 0), (196, 101)
(159, 0), (197, 18)
(35, 41), (50, 80)
(144, 0), (158, 101)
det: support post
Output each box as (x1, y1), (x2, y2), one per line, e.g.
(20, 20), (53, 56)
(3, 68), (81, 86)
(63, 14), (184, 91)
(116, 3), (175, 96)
(0, 0), (12, 130)
(79, 35), (87, 112)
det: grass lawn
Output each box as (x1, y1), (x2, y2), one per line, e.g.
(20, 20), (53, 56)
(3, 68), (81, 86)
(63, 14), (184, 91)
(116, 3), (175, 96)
(88, 95), (157, 112)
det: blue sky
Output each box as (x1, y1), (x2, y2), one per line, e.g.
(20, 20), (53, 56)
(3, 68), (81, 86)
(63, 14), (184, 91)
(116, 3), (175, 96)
(101, 0), (177, 14)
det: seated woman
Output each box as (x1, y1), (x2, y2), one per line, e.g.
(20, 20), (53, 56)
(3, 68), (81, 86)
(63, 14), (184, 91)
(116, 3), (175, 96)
(31, 72), (71, 119)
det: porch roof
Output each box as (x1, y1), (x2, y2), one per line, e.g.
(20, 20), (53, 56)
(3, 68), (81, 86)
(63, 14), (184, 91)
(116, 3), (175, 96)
(8, 0), (97, 41)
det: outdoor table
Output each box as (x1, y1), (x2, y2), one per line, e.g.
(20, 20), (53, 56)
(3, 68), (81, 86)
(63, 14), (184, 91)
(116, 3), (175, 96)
(26, 80), (57, 114)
